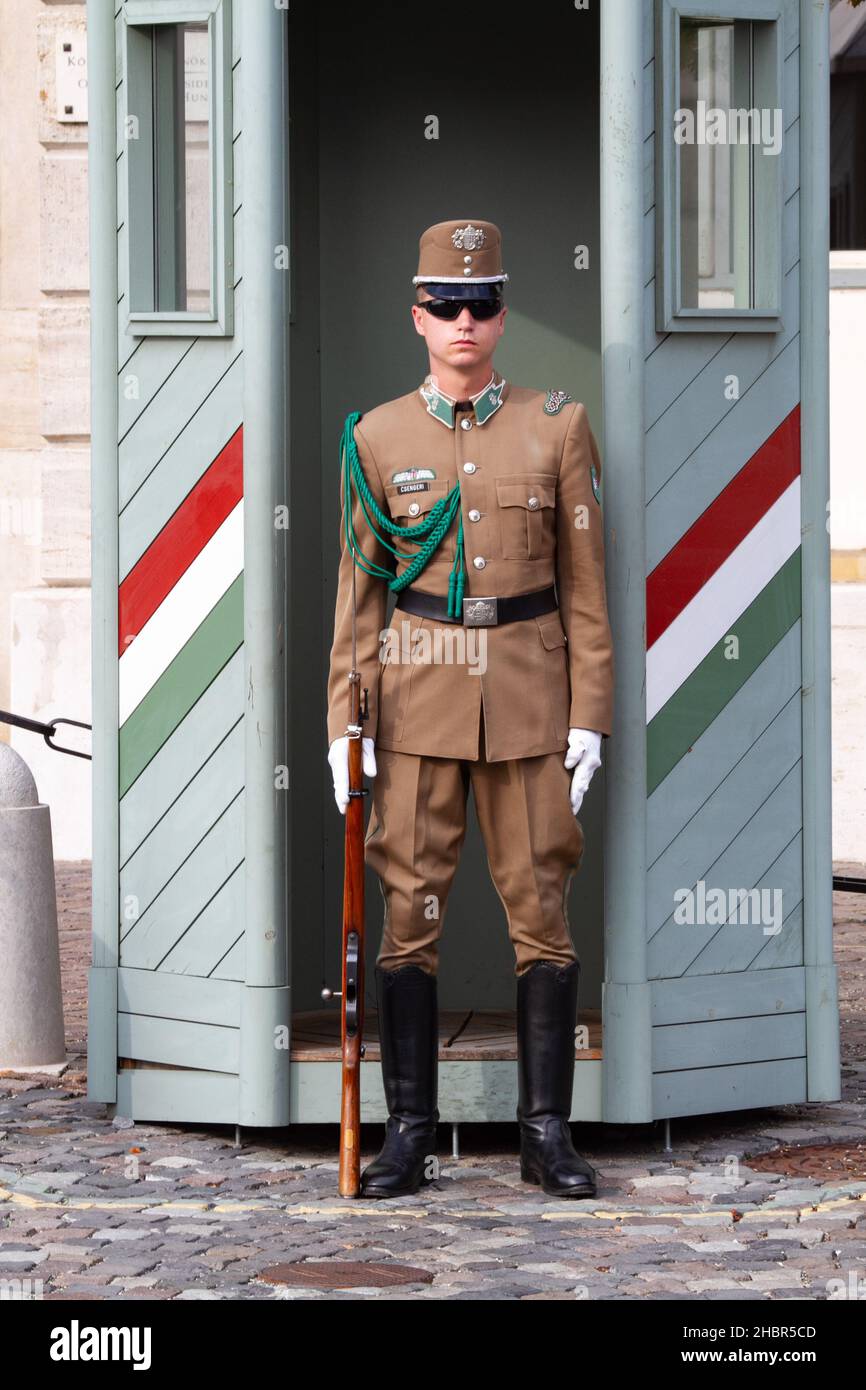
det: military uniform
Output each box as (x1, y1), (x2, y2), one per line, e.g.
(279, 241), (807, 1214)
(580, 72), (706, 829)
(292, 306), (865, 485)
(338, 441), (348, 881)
(327, 219), (613, 1199)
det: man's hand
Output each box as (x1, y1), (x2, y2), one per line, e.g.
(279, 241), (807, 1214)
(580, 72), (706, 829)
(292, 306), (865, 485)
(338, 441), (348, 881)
(328, 735), (378, 815)
(563, 728), (603, 816)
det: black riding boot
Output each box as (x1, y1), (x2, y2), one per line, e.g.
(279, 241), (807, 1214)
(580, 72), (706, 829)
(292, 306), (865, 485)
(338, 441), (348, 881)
(360, 964), (439, 1198)
(517, 959), (598, 1198)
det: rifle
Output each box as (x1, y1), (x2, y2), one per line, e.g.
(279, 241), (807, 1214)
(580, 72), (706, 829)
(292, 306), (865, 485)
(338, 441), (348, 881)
(337, 668), (369, 1197)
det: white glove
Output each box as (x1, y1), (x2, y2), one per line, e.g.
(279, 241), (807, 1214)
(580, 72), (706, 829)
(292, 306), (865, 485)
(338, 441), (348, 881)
(563, 728), (603, 816)
(327, 735), (377, 815)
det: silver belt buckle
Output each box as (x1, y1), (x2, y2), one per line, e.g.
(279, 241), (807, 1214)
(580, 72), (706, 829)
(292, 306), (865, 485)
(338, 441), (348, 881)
(462, 596), (498, 626)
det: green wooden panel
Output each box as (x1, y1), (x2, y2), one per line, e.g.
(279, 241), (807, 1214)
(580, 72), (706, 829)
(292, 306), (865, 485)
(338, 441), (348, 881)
(648, 624), (801, 864)
(231, 199), (243, 289)
(118, 1012), (239, 1073)
(653, 1057), (807, 1119)
(120, 647), (244, 863)
(686, 833), (803, 975)
(651, 964), (805, 1025)
(647, 550), (801, 792)
(120, 791), (244, 969)
(209, 932), (244, 981)
(232, 130), (241, 212)
(120, 718), (243, 918)
(118, 963), (240, 1024)
(114, 3), (124, 83)
(87, 967), (118, 1102)
(118, 572), (243, 795)
(648, 693), (801, 933)
(116, 1068), (239, 1124)
(646, 266), (799, 502)
(782, 184), (799, 275)
(232, 45), (241, 130)
(160, 862), (244, 978)
(118, 292), (242, 511)
(749, 896), (804, 970)
(649, 760), (802, 978)
(118, 334), (195, 437)
(653, 1012), (805, 1071)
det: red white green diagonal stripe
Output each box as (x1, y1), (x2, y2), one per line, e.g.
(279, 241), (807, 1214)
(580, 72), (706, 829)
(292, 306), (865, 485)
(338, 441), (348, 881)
(118, 426), (244, 796)
(646, 406), (802, 792)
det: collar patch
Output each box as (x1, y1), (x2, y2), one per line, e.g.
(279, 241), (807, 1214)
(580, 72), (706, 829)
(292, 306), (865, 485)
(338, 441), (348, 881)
(419, 375), (506, 429)
(474, 377), (506, 425)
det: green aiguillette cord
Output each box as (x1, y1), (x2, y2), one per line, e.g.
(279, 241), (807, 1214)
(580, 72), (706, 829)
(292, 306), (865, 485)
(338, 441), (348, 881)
(340, 411), (467, 618)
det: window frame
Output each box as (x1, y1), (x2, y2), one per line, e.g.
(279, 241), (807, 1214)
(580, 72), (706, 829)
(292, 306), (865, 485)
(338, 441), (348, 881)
(120, 0), (234, 337)
(654, 0), (785, 333)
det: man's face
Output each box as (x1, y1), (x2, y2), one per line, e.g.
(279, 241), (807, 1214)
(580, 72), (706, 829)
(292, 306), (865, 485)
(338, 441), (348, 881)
(410, 288), (507, 370)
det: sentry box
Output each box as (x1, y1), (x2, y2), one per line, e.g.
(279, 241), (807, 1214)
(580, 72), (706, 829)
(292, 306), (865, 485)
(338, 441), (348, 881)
(87, 0), (839, 1134)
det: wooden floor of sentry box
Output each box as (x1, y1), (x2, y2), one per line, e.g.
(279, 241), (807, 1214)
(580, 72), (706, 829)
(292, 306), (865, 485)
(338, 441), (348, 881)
(291, 1009), (603, 1060)
(287, 1010), (603, 1125)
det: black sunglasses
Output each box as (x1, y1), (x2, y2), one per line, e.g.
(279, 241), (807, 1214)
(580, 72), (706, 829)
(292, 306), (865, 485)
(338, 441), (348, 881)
(419, 297), (503, 321)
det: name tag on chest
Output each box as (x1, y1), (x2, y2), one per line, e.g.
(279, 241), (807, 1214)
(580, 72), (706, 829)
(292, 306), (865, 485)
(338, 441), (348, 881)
(396, 481), (430, 495)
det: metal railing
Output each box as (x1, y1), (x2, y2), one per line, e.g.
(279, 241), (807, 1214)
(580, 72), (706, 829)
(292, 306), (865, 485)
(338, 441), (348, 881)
(0, 709), (91, 760)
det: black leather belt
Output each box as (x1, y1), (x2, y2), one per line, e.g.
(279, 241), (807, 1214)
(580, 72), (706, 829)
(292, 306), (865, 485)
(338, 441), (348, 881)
(395, 584), (558, 627)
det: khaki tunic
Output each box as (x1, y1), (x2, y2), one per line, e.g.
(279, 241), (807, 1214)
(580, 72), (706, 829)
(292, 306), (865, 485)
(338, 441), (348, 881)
(326, 373), (614, 762)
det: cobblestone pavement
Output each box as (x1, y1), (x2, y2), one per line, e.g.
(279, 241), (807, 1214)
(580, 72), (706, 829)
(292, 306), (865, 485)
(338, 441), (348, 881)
(0, 863), (864, 1302)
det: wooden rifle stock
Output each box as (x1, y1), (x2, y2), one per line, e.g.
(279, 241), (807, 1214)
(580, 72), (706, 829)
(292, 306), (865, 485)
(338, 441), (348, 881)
(339, 670), (369, 1197)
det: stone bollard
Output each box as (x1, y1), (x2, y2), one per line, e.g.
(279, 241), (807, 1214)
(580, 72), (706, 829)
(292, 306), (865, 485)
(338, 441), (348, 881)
(0, 743), (66, 1069)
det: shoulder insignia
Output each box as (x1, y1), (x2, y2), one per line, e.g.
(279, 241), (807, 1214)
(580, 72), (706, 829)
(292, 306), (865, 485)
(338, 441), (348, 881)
(543, 388), (573, 416)
(590, 460), (601, 505)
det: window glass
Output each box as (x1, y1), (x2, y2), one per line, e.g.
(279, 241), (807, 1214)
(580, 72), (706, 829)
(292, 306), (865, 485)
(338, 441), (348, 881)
(126, 20), (213, 316)
(678, 17), (752, 309)
(181, 23), (211, 310)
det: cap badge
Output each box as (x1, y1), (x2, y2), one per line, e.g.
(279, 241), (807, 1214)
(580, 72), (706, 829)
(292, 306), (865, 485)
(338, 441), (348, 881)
(451, 224), (486, 251)
(543, 388), (573, 416)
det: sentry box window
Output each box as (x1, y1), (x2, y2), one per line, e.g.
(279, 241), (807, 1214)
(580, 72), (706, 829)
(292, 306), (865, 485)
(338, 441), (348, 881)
(655, 1), (785, 333)
(121, 0), (233, 336)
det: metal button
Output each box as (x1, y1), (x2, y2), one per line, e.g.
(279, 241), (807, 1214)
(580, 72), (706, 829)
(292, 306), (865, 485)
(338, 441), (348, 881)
(468, 508), (481, 522)
(527, 495), (540, 509)
(464, 255), (472, 263)
(463, 268), (472, 275)
(473, 556), (486, 569)
(460, 418), (473, 430)
(463, 461), (476, 473)
(408, 501), (420, 516)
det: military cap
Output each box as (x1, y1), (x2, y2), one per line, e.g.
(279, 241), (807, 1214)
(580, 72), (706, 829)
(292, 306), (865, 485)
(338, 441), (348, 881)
(413, 219), (508, 300)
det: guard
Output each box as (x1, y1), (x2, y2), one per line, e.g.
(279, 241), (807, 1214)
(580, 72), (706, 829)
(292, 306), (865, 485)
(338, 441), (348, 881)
(326, 218), (615, 1199)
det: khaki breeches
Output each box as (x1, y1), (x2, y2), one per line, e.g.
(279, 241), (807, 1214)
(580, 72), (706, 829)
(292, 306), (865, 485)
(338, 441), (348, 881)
(364, 706), (585, 977)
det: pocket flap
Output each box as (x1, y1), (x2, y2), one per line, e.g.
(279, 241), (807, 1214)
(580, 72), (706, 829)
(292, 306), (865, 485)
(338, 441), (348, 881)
(495, 479), (556, 510)
(537, 613), (567, 649)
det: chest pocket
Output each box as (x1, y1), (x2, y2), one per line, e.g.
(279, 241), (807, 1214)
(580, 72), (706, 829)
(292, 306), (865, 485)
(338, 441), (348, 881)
(495, 475), (557, 559)
(385, 479), (452, 528)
